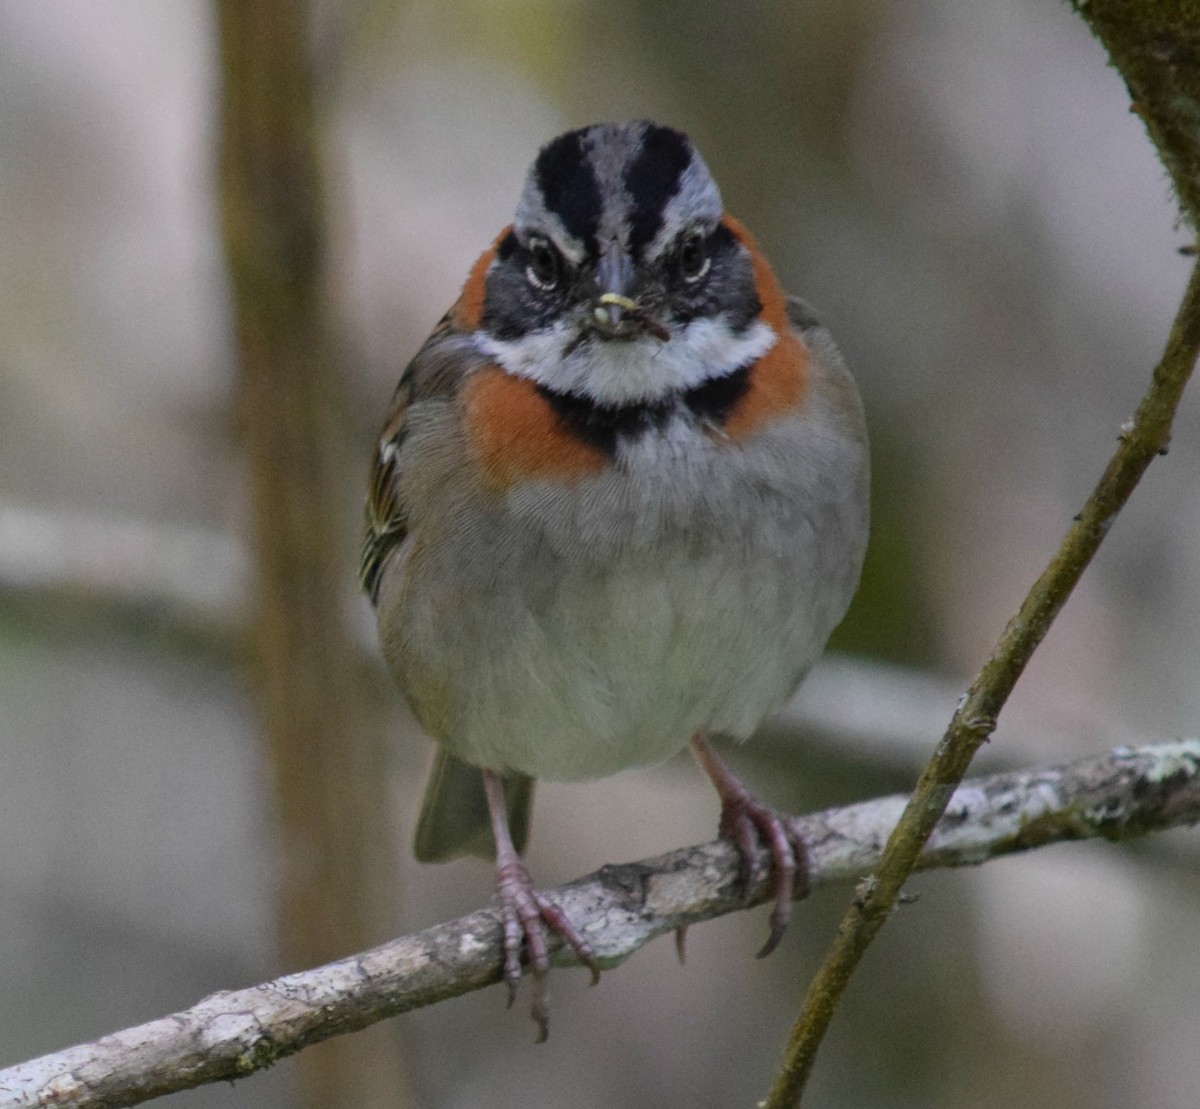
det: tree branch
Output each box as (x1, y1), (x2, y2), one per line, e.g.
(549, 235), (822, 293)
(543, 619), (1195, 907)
(0, 505), (246, 627)
(1, 740), (1197, 1109)
(757, 6), (1200, 1088)
(1070, 0), (1200, 229)
(762, 250), (1200, 1107)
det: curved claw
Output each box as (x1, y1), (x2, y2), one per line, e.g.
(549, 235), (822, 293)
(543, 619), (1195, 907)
(495, 856), (599, 1041)
(691, 735), (812, 957)
(483, 769), (600, 1041)
(674, 924), (689, 965)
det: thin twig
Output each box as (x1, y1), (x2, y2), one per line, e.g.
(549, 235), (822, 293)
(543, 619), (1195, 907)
(759, 256), (1200, 1108)
(1, 740), (1197, 1109)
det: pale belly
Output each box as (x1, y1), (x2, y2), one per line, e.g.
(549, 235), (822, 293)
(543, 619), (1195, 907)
(382, 512), (853, 782)
(378, 407), (868, 781)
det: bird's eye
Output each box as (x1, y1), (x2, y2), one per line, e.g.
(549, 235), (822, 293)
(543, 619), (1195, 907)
(679, 230), (711, 283)
(525, 238), (561, 292)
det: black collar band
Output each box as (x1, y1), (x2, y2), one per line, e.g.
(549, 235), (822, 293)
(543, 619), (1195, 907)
(536, 364), (750, 456)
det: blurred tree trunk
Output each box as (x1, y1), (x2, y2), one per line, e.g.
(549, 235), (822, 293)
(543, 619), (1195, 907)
(214, 2), (411, 1105)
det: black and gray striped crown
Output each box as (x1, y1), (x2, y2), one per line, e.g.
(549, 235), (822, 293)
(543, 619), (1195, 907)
(514, 121), (722, 261)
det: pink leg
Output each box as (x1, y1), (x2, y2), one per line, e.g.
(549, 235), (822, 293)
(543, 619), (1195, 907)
(690, 735), (810, 958)
(483, 769), (599, 1041)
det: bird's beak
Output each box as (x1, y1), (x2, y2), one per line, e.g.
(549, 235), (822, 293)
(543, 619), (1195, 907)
(590, 244), (666, 340)
(592, 245), (640, 337)
(596, 292), (639, 331)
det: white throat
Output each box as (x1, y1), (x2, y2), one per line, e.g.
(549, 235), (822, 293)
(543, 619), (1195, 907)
(479, 317), (776, 406)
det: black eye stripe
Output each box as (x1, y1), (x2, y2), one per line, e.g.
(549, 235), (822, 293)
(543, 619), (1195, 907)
(707, 221), (737, 255)
(482, 233), (569, 340)
(496, 229), (519, 261)
(678, 230), (710, 280)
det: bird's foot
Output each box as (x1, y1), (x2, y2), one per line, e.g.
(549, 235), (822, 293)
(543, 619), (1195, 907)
(691, 735), (811, 958)
(493, 851), (600, 1042)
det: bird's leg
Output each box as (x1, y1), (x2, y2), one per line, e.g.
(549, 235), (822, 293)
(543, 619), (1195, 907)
(482, 769), (599, 1041)
(690, 734), (810, 958)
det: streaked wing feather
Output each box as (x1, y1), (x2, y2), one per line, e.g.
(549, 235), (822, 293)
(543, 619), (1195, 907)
(360, 313), (483, 604)
(360, 375), (413, 602)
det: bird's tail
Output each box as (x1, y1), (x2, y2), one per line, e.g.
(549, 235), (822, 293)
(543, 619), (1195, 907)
(413, 748), (535, 863)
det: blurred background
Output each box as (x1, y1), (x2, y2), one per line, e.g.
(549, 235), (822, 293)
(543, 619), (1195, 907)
(1, 1), (1198, 1107)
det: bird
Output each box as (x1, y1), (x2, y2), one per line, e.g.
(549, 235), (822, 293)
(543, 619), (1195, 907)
(361, 120), (870, 1039)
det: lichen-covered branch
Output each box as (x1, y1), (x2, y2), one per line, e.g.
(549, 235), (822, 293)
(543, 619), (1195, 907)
(762, 254), (1200, 1108)
(1, 740), (1197, 1109)
(761, 0), (1200, 1090)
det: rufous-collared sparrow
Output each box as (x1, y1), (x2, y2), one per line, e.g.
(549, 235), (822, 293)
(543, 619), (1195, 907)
(362, 120), (870, 1038)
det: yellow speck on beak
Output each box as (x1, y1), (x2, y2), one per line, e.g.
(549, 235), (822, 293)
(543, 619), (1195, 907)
(597, 292), (638, 311)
